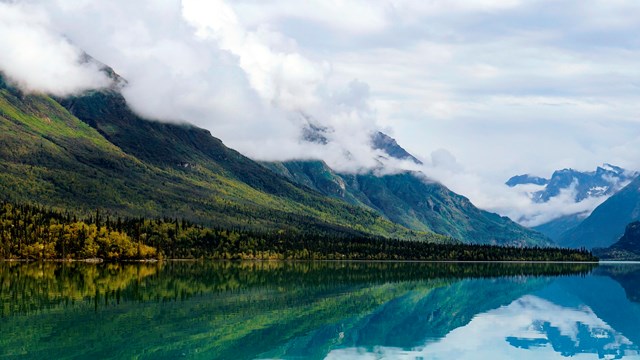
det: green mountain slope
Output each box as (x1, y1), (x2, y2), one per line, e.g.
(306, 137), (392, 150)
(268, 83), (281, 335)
(558, 177), (640, 249)
(263, 161), (552, 246)
(0, 74), (445, 242)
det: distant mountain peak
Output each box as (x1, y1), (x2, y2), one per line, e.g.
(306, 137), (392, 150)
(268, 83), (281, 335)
(299, 116), (422, 165)
(508, 164), (638, 242)
(506, 174), (549, 187)
(509, 164), (636, 204)
(79, 52), (127, 90)
(600, 163), (624, 174)
(301, 123), (330, 145)
(370, 131), (423, 165)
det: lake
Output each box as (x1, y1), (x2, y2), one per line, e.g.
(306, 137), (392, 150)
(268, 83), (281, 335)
(0, 261), (639, 359)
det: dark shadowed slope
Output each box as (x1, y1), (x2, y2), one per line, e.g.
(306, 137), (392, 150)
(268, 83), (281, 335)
(559, 178), (640, 249)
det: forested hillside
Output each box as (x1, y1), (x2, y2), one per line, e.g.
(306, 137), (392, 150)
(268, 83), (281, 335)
(0, 65), (556, 250)
(0, 74), (437, 242)
(0, 201), (595, 261)
(264, 161), (551, 246)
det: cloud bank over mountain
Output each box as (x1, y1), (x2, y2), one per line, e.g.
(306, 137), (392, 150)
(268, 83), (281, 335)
(3, 0), (640, 226)
(0, 0), (399, 173)
(0, 2), (110, 95)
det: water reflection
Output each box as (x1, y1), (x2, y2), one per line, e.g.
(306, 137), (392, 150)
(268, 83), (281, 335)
(2, 261), (639, 359)
(329, 294), (638, 360)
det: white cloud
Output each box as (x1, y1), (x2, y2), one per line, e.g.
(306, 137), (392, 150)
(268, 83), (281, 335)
(417, 159), (615, 228)
(3, 0), (640, 226)
(0, 2), (109, 96)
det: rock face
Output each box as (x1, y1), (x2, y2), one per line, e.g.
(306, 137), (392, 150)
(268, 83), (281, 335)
(370, 131), (423, 165)
(594, 221), (640, 260)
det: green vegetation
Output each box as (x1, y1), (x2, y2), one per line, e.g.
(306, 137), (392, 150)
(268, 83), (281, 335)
(0, 74), (442, 242)
(0, 72), (552, 248)
(263, 161), (552, 246)
(0, 201), (596, 261)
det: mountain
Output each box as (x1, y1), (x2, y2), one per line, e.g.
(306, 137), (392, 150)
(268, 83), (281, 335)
(371, 131), (422, 164)
(302, 121), (422, 165)
(507, 164), (636, 203)
(0, 72), (445, 242)
(539, 165), (634, 202)
(558, 177), (640, 249)
(505, 174), (548, 187)
(507, 164), (637, 241)
(263, 160), (552, 246)
(0, 63), (549, 247)
(594, 221), (640, 260)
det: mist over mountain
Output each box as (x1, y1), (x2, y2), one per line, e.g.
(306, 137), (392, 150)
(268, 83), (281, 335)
(559, 176), (640, 249)
(507, 164), (636, 203)
(0, 55), (553, 247)
(506, 164), (637, 240)
(264, 160), (550, 246)
(0, 1), (400, 179)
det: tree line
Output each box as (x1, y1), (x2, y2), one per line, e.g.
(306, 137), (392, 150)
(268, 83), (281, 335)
(0, 201), (597, 261)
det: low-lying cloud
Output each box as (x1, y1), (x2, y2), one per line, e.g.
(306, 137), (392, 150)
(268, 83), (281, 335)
(9, 0), (390, 174)
(419, 152), (614, 228)
(0, 2), (110, 95)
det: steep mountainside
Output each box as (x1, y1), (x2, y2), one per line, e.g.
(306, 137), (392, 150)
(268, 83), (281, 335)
(0, 73), (445, 242)
(263, 161), (552, 246)
(594, 221), (640, 260)
(560, 177), (640, 249)
(371, 131), (422, 164)
(0, 67), (551, 247)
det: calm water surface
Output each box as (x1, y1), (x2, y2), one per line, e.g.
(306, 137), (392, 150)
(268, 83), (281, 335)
(0, 261), (639, 359)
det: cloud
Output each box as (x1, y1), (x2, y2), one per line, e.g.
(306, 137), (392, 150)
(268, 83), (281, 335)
(11, 0), (396, 174)
(0, 2), (110, 96)
(418, 156), (614, 228)
(3, 0), (640, 227)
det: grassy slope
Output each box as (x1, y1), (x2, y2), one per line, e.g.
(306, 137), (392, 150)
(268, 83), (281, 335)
(263, 161), (552, 246)
(0, 78), (446, 242)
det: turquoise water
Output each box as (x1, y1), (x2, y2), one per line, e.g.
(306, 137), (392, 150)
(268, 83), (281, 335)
(0, 261), (638, 359)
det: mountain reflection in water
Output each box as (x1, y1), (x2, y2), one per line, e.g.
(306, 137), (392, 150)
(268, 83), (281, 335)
(1, 261), (638, 360)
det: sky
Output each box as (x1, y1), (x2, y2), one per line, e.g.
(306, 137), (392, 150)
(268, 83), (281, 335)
(2, 0), (640, 226)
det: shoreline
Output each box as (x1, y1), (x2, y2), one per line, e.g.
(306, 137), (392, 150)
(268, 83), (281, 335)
(0, 258), (603, 264)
